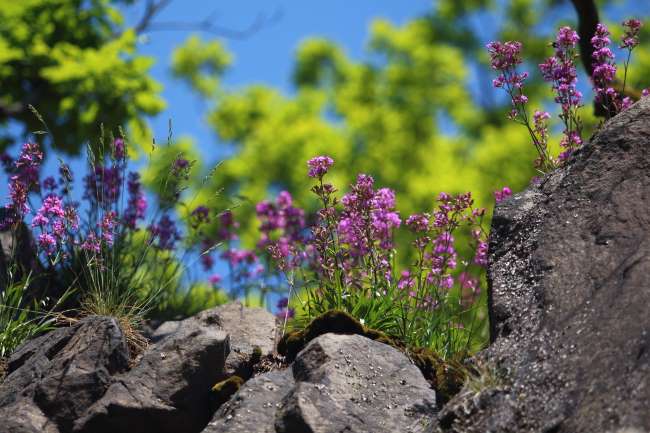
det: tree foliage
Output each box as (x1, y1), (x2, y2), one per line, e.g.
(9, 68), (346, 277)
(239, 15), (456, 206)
(0, 0), (165, 152)
(167, 0), (648, 249)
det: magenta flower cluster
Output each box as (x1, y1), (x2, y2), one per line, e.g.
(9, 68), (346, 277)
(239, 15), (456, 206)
(307, 156), (334, 179)
(591, 24), (618, 110)
(1, 139), (155, 261)
(539, 26), (583, 160)
(5, 143), (44, 224)
(264, 155), (488, 328)
(487, 41), (528, 119)
(488, 18), (644, 171)
(493, 186), (512, 203)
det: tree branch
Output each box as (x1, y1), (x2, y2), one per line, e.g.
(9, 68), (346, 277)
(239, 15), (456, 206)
(133, 1), (282, 40)
(134, 0), (173, 34)
(569, 0), (599, 78)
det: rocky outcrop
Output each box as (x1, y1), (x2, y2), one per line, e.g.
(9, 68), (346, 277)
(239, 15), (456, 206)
(8, 98), (650, 432)
(206, 333), (438, 433)
(73, 314), (229, 433)
(438, 98), (650, 431)
(0, 303), (277, 433)
(0, 316), (129, 433)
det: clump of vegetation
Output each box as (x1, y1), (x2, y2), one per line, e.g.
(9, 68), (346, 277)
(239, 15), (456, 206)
(258, 156), (490, 357)
(0, 274), (67, 359)
(488, 19), (645, 173)
(0, 131), (231, 358)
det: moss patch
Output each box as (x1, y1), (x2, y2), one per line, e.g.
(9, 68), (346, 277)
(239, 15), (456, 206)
(278, 310), (468, 405)
(211, 375), (245, 408)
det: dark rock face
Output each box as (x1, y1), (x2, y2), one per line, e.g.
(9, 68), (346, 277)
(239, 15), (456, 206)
(74, 311), (230, 433)
(0, 316), (129, 433)
(0, 303), (277, 433)
(206, 333), (437, 433)
(0, 401), (61, 433)
(440, 98), (650, 432)
(205, 369), (293, 433)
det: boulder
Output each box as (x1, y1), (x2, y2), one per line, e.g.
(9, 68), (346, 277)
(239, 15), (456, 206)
(439, 98), (650, 431)
(0, 316), (129, 433)
(74, 312), (229, 433)
(204, 369), (293, 433)
(153, 302), (277, 378)
(206, 332), (437, 433)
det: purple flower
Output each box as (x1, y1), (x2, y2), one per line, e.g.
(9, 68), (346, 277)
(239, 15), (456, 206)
(539, 26), (583, 155)
(37, 233), (57, 254)
(3, 143), (44, 226)
(406, 214), (429, 233)
(113, 138), (125, 159)
(123, 172), (147, 229)
(30, 194), (77, 255)
(398, 270), (415, 290)
(487, 41), (523, 71)
(101, 211), (117, 245)
(434, 232), (455, 255)
(256, 191), (305, 253)
(14, 143), (43, 188)
(191, 205), (210, 228)
(276, 297), (289, 309)
(459, 272), (479, 293)
(277, 191), (293, 208)
(208, 274), (222, 285)
(440, 274), (454, 290)
(222, 249), (257, 267)
(487, 41), (530, 119)
(217, 210), (239, 241)
(43, 176), (57, 192)
(307, 155), (334, 178)
(494, 186), (512, 203)
(172, 157), (190, 178)
(556, 26), (580, 46)
(591, 24), (618, 110)
(643, 88), (650, 97)
(621, 19), (642, 49)
(149, 214), (181, 250)
(474, 241), (488, 267)
(84, 165), (122, 205)
(201, 252), (215, 271)
(81, 232), (101, 253)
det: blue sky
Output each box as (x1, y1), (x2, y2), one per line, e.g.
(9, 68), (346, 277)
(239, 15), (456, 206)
(121, 0), (433, 156)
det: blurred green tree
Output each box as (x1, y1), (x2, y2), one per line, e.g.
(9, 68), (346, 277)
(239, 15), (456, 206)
(169, 0), (650, 249)
(0, 0), (165, 153)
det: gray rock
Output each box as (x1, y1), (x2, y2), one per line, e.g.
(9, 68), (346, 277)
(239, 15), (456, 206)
(439, 98), (650, 432)
(153, 302), (277, 378)
(0, 316), (129, 433)
(205, 370), (293, 433)
(0, 401), (61, 433)
(205, 332), (437, 433)
(74, 313), (229, 433)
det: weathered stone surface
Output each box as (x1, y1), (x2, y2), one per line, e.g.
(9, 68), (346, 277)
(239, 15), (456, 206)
(0, 316), (129, 433)
(206, 332), (437, 433)
(74, 313), (229, 433)
(153, 302), (277, 378)
(205, 370), (293, 433)
(439, 98), (650, 432)
(0, 401), (61, 433)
